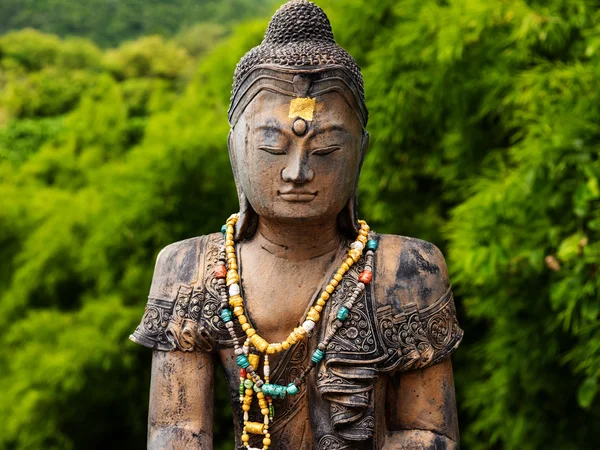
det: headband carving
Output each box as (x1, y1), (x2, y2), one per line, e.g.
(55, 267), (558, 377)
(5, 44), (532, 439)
(228, 0), (368, 127)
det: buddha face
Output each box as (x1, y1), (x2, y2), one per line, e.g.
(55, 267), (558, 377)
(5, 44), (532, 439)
(230, 90), (365, 224)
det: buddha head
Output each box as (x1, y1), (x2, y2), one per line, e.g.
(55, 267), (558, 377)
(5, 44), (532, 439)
(228, 0), (368, 240)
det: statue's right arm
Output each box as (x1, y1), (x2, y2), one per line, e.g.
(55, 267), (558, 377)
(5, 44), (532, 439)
(148, 349), (215, 450)
(129, 237), (217, 449)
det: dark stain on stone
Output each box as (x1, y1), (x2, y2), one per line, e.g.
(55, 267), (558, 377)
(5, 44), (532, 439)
(409, 247), (440, 276)
(433, 432), (450, 449)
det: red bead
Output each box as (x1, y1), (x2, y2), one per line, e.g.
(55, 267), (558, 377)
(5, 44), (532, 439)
(358, 270), (373, 284)
(240, 369), (247, 378)
(214, 265), (227, 278)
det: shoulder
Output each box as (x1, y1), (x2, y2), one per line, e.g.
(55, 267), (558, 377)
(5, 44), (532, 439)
(375, 234), (449, 311)
(129, 233), (223, 351)
(373, 234), (462, 372)
(149, 233), (221, 300)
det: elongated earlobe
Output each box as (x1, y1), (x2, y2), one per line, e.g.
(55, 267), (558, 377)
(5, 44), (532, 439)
(337, 130), (369, 239)
(228, 129), (258, 241)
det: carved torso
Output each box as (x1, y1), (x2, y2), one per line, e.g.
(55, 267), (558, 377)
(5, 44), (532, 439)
(131, 232), (462, 449)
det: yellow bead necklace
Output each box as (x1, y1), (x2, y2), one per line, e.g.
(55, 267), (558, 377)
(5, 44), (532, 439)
(223, 213), (369, 355)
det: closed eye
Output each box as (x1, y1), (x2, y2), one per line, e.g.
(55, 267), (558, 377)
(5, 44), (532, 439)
(311, 145), (341, 156)
(258, 146), (286, 155)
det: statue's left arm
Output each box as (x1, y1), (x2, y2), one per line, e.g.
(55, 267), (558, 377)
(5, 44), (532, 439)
(376, 236), (462, 449)
(384, 359), (458, 449)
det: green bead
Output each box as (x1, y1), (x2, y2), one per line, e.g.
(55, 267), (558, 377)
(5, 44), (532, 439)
(244, 379), (254, 389)
(275, 386), (285, 399)
(366, 239), (378, 251)
(269, 405), (275, 418)
(221, 224), (227, 234)
(286, 383), (299, 395)
(239, 382), (245, 395)
(311, 349), (324, 364)
(236, 355), (250, 368)
(220, 308), (232, 322)
(336, 306), (349, 321)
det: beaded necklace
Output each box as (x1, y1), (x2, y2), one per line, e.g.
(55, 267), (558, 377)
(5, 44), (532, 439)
(215, 213), (378, 450)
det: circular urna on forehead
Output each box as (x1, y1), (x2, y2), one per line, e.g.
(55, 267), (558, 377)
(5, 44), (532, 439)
(292, 118), (308, 136)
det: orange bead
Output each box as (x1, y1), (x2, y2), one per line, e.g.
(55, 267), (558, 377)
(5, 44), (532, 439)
(214, 265), (227, 278)
(358, 270), (373, 284)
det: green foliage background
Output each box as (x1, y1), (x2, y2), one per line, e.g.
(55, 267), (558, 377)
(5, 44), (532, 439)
(0, 0), (599, 449)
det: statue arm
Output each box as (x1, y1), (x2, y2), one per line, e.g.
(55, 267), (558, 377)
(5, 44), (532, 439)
(383, 357), (459, 449)
(377, 236), (462, 448)
(148, 349), (215, 450)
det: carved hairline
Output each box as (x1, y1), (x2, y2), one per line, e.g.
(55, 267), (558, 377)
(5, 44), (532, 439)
(228, 64), (368, 128)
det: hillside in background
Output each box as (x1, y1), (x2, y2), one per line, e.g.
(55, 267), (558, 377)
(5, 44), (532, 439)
(0, 0), (277, 47)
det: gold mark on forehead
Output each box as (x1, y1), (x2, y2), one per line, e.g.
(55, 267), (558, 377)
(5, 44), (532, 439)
(289, 97), (316, 121)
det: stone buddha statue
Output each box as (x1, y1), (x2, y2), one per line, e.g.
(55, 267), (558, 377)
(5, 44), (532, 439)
(130, 1), (463, 449)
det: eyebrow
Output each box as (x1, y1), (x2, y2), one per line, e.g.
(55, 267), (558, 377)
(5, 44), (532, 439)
(254, 124), (352, 140)
(256, 125), (285, 134)
(308, 124), (351, 139)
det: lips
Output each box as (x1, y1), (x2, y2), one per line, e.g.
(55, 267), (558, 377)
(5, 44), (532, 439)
(278, 189), (318, 202)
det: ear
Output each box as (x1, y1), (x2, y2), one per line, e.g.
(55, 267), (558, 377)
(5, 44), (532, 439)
(228, 128), (258, 241)
(337, 129), (369, 239)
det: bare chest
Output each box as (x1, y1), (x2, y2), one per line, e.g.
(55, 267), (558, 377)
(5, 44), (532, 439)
(238, 251), (338, 343)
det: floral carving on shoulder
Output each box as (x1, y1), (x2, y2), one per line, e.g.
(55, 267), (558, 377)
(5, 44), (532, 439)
(327, 255), (377, 356)
(377, 288), (463, 372)
(199, 233), (243, 348)
(130, 297), (174, 350)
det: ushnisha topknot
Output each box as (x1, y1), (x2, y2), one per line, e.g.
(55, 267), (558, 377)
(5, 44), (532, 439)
(229, 0), (367, 126)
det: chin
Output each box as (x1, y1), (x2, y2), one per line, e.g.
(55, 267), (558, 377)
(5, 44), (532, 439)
(260, 201), (339, 223)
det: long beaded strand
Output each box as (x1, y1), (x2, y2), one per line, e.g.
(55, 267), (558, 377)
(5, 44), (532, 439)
(215, 214), (379, 450)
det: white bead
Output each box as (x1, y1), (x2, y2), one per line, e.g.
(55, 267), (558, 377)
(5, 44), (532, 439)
(302, 320), (316, 332)
(235, 348), (243, 355)
(244, 411), (249, 421)
(350, 241), (364, 250)
(264, 415), (269, 424)
(264, 365), (270, 377)
(229, 283), (240, 296)
(243, 345), (249, 356)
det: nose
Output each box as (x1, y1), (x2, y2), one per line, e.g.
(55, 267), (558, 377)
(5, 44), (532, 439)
(281, 149), (314, 184)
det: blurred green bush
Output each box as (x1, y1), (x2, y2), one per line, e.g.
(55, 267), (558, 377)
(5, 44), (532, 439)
(0, 1), (598, 449)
